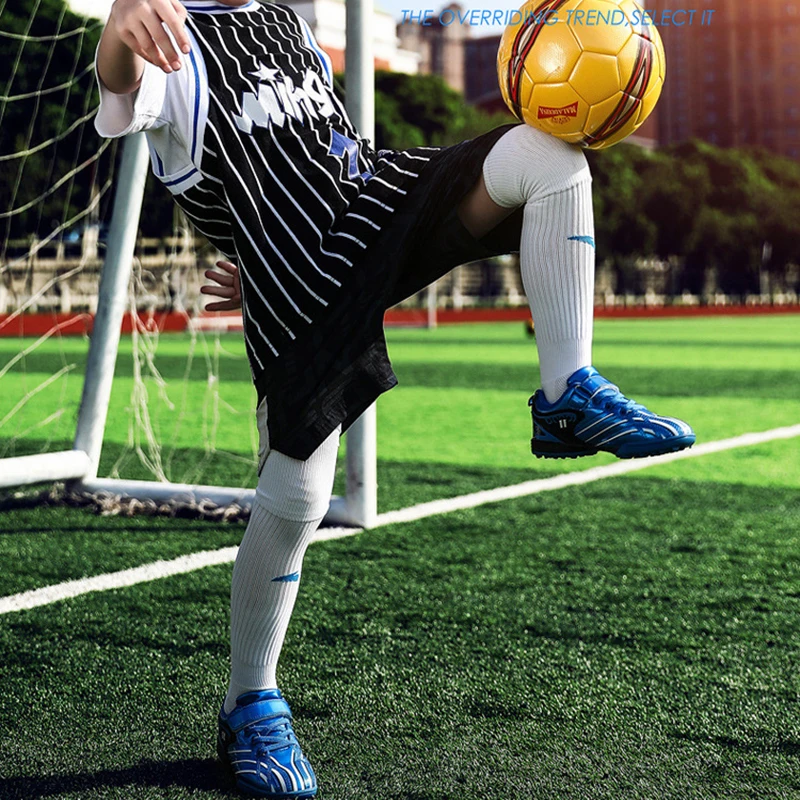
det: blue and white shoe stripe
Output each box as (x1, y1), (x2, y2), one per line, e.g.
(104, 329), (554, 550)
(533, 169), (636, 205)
(219, 689), (318, 798)
(531, 366), (696, 460)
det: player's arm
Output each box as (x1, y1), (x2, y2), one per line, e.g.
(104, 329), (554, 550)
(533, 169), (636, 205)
(202, 261), (242, 311)
(97, 0), (191, 95)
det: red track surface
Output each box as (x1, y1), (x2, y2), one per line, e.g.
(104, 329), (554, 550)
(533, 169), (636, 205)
(1, 305), (798, 337)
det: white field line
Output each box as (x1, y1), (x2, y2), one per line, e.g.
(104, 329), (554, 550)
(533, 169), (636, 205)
(375, 423), (800, 526)
(1, 423), (798, 616)
(0, 526), (359, 616)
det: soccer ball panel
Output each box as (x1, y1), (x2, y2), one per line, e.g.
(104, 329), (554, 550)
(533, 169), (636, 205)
(532, 29), (584, 83)
(516, 66), (537, 111)
(569, 52), (621, 106)
(582, 92), (628, 147)
(586, 121), (638, 150)
(568, 0), (633, 55)
(615, 33), (653, 100)
(618, 0), (654, 39)
(635, 73), (663, 127)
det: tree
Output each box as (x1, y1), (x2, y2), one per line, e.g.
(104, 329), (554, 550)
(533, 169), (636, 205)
(358, 71), (514, 151)
(586, 145), (659, 292)
(0, 1), (114, 246)
(666, 141), (776, 295)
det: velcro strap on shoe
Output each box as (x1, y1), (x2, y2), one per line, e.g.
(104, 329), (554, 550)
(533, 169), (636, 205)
(227, 697), (293, 732)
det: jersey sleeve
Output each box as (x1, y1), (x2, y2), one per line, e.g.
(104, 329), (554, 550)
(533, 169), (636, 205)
(94, 35), (207, 195)
(94, 57), (171, 138)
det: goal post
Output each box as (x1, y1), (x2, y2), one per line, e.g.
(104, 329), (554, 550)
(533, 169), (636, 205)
(0, 1), (379, 529)
(73, 133), (150, 482)
(342, 0), (378, 528)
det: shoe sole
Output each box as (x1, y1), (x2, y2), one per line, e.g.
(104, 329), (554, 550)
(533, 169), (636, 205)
(533, 436), (696, 460)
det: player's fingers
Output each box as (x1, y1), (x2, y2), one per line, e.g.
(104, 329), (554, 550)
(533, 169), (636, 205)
(142, 15), (182, 71)
(126, 21), (172, 72)
(205, 299), (238, 311)
(162, 1), (192, 55)
(204, 269), (234, 287)
(118, 27), (153, 68)
(216, 260), (238, 275)
(201, 285), (233, 298)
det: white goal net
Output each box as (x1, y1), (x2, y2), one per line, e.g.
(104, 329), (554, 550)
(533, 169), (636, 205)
(0, 1), (374, 526)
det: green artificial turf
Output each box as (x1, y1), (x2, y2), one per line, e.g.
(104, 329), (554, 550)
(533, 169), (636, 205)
(1, 316), (799, 489)
(1, 478), (799, 798)
(0, 315), (798, 798)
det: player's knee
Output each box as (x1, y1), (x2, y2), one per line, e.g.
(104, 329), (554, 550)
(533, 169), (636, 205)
(256, 430), (339, 522)
(483, 124), (591, 209)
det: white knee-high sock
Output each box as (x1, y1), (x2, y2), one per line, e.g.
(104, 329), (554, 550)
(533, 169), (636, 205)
(224, 428), (339, 713)
(483, 125), (595, 402)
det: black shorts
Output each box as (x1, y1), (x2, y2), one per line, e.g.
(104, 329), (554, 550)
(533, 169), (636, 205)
(259, 124), (525, 460)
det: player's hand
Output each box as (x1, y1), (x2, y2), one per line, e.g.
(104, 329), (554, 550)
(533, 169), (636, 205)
(202, 260), (242, 311)
(109, 0), (190, 74)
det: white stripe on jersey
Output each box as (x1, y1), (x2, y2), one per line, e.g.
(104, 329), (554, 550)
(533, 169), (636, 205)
(178, 192), (229, 214)
(264, 127), (354, 266)
(345, 212), (381, 230)
(297, 17), (333, 85)
(258, 4), (306, 64)
(174, 5), (440, 377)
(370, 176), (408, 195)
(385, 161), (420, 179)
(333, 232), (368, 249)
(206, 112), (323, 317)
(246, 4), (293, 62)
(205, 15), (255, 87)
(240, 297), (273, 364)
(258, 189), (341, 286)
(192, 23), (335, 309)
(362, 195), (395, 213)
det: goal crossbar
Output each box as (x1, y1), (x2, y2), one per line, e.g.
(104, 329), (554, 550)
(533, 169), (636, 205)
(0, 451), (91, 490)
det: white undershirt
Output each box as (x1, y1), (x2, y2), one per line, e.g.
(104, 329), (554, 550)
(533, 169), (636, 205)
(94, 29), (205, 192)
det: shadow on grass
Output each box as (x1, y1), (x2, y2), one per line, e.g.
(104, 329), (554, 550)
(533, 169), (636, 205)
(0, 758), (239, 799)
(670, 731), (800, 757)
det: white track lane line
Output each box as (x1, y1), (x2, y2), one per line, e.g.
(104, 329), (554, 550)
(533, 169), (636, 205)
(1, 423), (799, 616)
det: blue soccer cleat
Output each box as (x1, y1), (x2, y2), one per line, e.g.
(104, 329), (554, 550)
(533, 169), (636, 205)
(218, 690), (317, 798)
(530, 366), (695, 459)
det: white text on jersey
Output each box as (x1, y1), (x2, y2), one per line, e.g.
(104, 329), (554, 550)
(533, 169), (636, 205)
(234, 66), (335, 133)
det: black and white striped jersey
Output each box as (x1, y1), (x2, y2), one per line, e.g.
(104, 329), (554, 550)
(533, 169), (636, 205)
(97, 0), (435, 388)
(95, 0), (519, 457)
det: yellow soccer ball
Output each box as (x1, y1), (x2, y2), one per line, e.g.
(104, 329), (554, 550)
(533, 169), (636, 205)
(497, 0), (666, 149)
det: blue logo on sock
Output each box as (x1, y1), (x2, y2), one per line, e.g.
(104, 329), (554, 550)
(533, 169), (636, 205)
(568, 235), (595, 248)
(271, 572), (300, 583)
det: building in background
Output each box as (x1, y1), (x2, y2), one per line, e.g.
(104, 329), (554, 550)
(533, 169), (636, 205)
(283, 0), (420, 74)
(463, 34), (502, 111)
(654, 0), (800, 158)
(396, 3), (469, 93)
(400, 1), (800, 159)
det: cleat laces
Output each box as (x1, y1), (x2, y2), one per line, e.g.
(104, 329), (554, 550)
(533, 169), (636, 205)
(244, 715), (298, 759)
(590, 385), (647, 417)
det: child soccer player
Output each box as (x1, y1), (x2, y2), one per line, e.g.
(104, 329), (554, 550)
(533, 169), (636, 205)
(95, 1), (695, 796)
